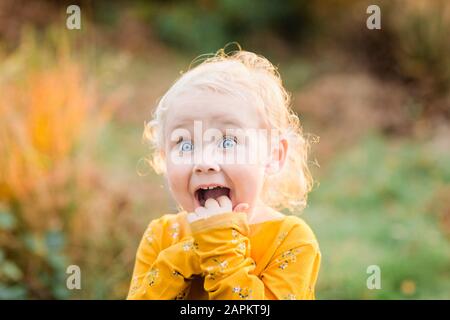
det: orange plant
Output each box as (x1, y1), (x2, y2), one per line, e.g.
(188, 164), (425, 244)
(0, 28), (109, 298)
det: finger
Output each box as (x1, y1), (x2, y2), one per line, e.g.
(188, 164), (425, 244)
(204, 198), (219, 209)
(233, 203), (250, 213)
(194, 206), (207, 219)
(216, 195), (232, 211)
(187, 212), (198, 223)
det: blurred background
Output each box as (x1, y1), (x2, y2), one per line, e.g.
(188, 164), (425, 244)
(0, 0), (449, 299)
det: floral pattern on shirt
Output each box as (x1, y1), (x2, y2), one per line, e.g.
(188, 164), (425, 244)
(276, 232), (288, 246)
(276, 248), (301, 270)
(231, 229), (239, 243)
(232, 285), (253, 299)
(205, 258), (229, 280)
(174, 287), (189, 300)
(282, 293), (297, 300)
(231, 229), (247, 255)
(129, 276), (140, 296)
(172, 270), (183, 277)
(144, 227), (155, 245)
(170, 222), (180, 240)
(128, 211), (320, 300)
(146, 267), (159, 286)
(182, 239), (198, 252)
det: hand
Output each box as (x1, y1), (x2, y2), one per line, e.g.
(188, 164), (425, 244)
(187, 196), (250, 223)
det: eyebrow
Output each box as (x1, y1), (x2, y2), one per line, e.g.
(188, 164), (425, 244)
(167, 118), (194, 132)
(168, 115), (246, 132)
(215, 115), (246, 128)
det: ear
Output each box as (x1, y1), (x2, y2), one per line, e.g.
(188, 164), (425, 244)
(265, 137), (288, 175)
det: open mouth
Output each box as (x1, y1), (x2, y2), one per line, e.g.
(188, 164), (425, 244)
(194, 185), (231, 207)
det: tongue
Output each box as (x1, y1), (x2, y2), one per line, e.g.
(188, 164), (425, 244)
(203, 187), (229, 201)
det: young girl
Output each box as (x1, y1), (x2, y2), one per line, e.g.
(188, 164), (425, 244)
(127, 48), (321, 300)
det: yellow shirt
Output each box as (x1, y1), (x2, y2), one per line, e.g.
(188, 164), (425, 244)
(127, 211), (321, 300)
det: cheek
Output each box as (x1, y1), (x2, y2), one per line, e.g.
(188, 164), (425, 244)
(226, 164), (265, 200)
(165, 162), (191, 200)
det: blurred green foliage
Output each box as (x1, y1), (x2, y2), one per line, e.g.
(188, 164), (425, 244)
(363, 1), (450, 99)
(89, 0), (450, 116)
(93, 0), (316, 53)
(306, 134), (450, 299)
(0, 205), (70, 299)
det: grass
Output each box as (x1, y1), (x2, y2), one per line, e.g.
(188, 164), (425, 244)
(304, 134), (450, 299)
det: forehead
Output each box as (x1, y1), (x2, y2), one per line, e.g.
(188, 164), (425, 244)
(164, 90), (264, 132)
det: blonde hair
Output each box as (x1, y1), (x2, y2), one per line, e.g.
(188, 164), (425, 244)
(143, 45), (315, 213)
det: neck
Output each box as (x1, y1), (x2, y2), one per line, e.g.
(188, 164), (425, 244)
(247, 200), (271, 224)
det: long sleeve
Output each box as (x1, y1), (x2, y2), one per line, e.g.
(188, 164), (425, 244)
(189, 211), (321, 300)
(260, 224), (321, 300)
(127, 219), (202, 300)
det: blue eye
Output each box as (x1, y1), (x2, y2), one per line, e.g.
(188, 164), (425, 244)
(179, 140), (193, 152)
(220, 136), (237, 149)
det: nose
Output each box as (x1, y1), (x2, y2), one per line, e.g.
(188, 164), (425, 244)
(193, 151), (221, 174)
(193, 160), (220, 174)
(192, 141), (221, 174)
